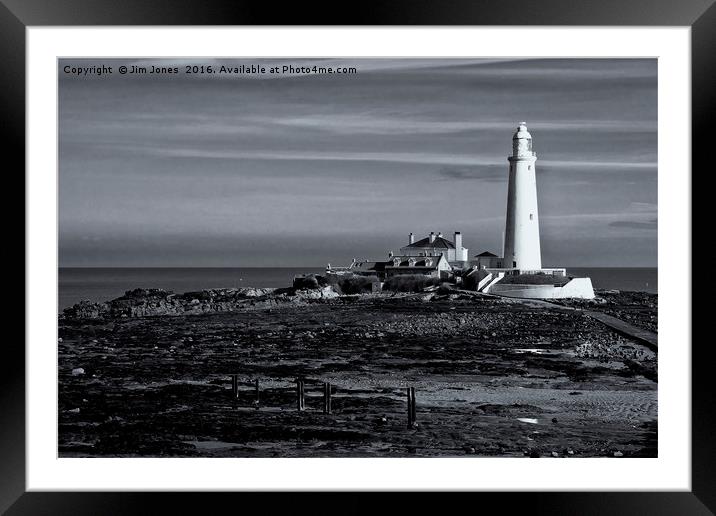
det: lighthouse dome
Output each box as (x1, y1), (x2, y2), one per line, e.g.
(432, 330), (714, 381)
(512, 122), (532, 140)
(511, 122), (534, 157)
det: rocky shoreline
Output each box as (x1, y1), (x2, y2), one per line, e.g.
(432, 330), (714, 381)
(61, 284), (656, 323)
(58, 285), (658, 458)
(61, 285), (340, 320)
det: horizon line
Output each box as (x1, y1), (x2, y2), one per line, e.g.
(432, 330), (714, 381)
(57, 265), (658, 269)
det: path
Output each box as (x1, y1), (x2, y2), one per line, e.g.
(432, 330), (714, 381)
(503, 296), (658, 350)
(582, 310), (658, 350)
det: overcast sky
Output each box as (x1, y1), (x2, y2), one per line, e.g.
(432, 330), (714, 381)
(59, 58), (657, 267)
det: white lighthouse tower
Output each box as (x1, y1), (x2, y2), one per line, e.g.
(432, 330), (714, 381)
(503, 122), (542, 271)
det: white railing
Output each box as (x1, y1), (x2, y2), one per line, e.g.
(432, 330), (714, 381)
(484, 267), (567, 277)
(477, 273), (493, 291)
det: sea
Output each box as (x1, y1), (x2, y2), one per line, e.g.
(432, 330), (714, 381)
(58, 267), (657, 311)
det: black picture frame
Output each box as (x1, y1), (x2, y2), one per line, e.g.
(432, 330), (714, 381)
(6, 1), (710, 513)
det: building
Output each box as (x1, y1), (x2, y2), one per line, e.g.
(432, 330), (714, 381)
(469, 122), (594, 299)
(385, 254), (451, 279)
(503, 122), (542, 270)
(328, 122), (594, 298)
(473, 251), (502, 269)
(400, 231), (468, 265)
(326, 254), (450, 281)
(327, 259), (386, 280)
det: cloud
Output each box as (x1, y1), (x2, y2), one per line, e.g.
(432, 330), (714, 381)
(136, 145), (657, 171)
(627, 202), (658, 212)
(264, 114), (655, 136)
(437, 165), (506, 182)
(539, 160), (656, 170)
(609, 219), (658, 229)
(58, 57), (658, 267)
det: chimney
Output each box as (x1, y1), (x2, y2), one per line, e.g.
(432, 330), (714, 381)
(409, 232), (414, 245)
(454, 231), (463, 250)
(437, 232), (443, 238)
(429, 231), (436, 243)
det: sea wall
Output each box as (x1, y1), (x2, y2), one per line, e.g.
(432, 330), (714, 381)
(489, 277), (595, 299)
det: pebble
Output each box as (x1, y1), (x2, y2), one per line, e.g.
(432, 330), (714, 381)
(613, 451), (624, 457)
(71, 367), (85, 376)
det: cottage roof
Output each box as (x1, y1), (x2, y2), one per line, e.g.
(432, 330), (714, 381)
(403, 236), (455, 249)
(350, 260), (386, 272)
(384, 254), (446, 269)
(475, 251), (498, 257)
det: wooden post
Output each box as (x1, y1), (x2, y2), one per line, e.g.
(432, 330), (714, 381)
(406, 387), (412, 428)
(323, 382), (332, 414)
(301, 380), (305, 410)
(296, 379), (305, 411)
(407, 387), (416, 428)
(231, 374), (239, 399)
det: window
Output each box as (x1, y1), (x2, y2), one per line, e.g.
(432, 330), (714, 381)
(530, 213), (533, 220)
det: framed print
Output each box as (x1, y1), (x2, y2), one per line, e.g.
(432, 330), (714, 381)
(7, 0), (711, 513)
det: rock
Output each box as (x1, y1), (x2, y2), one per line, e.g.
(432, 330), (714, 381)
(551, 451), (559, 457)
(516, 418), (539, 424)
(63, 299), (110, 320)
(613, 451), (624, 457)
(67, 407), (80, 413)
(293, 274), (322, 289)
(71, 367), (85, 376)
(291, 286), (340, 301)
(124, 288), (173, 298)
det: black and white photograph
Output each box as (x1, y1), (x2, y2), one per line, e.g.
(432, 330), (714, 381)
(57, 57), (658, 458)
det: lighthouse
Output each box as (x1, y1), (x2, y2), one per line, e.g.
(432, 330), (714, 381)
(503, 122), (542, 270)
(469, 122), (594, 298)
